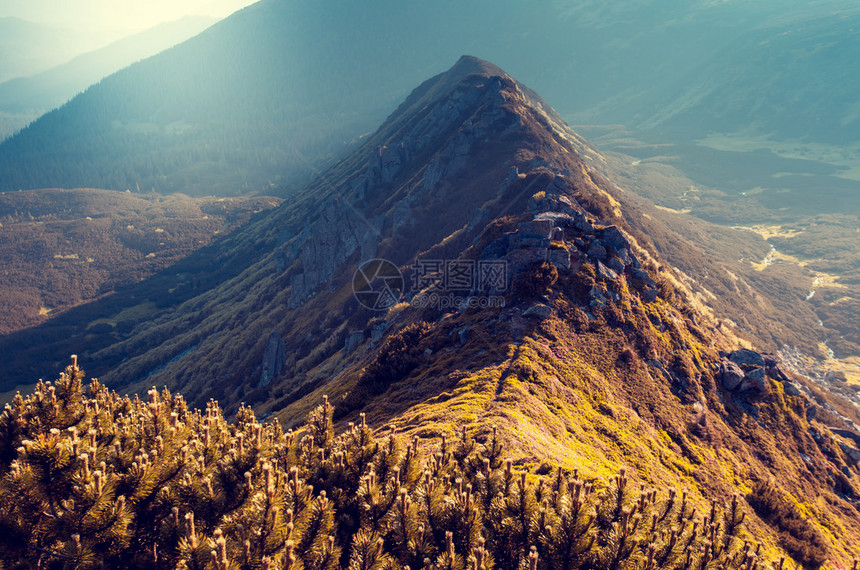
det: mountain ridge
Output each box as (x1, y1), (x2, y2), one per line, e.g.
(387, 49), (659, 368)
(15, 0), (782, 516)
(2, 55), (858, 563)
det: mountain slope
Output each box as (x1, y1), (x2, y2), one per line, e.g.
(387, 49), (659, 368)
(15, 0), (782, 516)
(3, 56), (858, 564)
(1, 1), (857, 196)
(0, 188), (280, 335)
(0, 16), (215, 120)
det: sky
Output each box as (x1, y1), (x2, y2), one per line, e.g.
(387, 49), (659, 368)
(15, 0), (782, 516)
(0, 0), (258, 32)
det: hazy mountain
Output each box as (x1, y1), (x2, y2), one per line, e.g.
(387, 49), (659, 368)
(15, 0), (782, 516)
(0, 0), (857, 197)
(0, 17), (125, 83)
(0, 16), (216, 121)
(3, 56), (859, 564)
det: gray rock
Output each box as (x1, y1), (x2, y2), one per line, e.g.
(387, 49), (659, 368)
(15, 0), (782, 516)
(548, 248), (571, 271)
(259, 331), (286, 387)
(480, 236), (510, 260)
(806, 404), (819, 421)
(520, 237), (551, 248)
(606, 256), (625, 274)
(729, 348), (765, 369)
(574, 216), (594, 234)
(458, 326), (470, 345)
(601, 226), (630, 251)
(378, 143), (406, 184)
(839, 442), (860, 464)
(783, 382), (803, 397)
(288, 199), (381, 308)
(587, 243), (608, 260)
(528, 191), (580, 216)
(518, 219), (555, 239)
(767, 363), (791, 382)
(720, 360), (745, 391)
(534, 212), (574, 228)
(740, 367), (770, 397)
(371, 322), (388, 344)
(344, 331), (364, 354)
(833, 429), (860, 447)
(504, 247), (549, 276)
(391, 196), (415, 231)
(523, 304), (553, 319)
(630, 268), (656, 288)
(596, 261), (618, 281)
(589, 286), (608, 305)
(642, 288), (659, 302)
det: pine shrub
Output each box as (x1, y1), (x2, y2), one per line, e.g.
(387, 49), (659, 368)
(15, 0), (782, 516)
(0, 358), (835, 569)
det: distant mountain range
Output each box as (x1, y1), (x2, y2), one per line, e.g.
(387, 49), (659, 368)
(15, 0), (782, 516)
(0, 17), (126, 83)
(0, 0), (857, 196)
(0, 16), (215, 140)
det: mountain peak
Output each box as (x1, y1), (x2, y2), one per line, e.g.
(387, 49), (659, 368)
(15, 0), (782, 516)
(450, 54), (507, 78)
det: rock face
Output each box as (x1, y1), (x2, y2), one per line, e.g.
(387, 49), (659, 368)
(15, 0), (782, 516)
(259, 331), (286, 387)
(288, 199), (381, 308)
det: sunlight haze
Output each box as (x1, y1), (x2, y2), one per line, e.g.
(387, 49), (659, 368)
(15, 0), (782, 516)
(0, 0), (257, 31)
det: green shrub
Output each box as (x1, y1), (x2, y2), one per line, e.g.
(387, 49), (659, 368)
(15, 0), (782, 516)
(0, 359), (814, 569)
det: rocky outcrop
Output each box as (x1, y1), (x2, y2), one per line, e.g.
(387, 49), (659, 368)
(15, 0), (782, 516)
(718, 348), (803, 403)
(288, 199), (381, 308)
(344, 331), (364, 354)
(477, 183), (657, 303)
(259, 331), (286, 387)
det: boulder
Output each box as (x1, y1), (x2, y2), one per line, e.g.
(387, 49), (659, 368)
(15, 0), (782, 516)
(720, 360), (745, 391)
(548, 248), (571, 271)
(601, 226), (630, 251)
(587, 243), (608, 260)
(518, 219), (555, 239)
(534, 211), (574, 228)
(606, 256), (625, 274)
(783, 381), (803, 397)
(642, 288), (659, 302)
(833, 429), (860, 447)
(729, 348), (765, 369)
(740, 367), (770, 398)
(504, 247), (549, 276)
(630, 268), (656, 288)
(520, 237), (551, 248)
(806, 404), (819, 421)
(767, 363), (791, 383)
(839, 441), (860, 464)
(596, 261), (618, 281)
(523, 304), (553, 319)
(528, 191), (580, 216)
